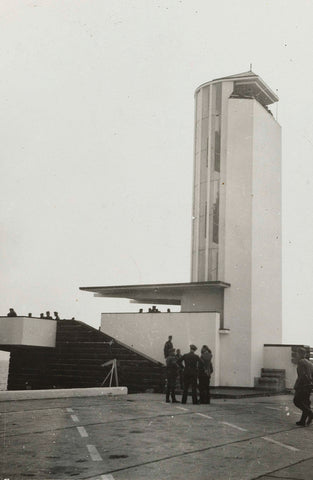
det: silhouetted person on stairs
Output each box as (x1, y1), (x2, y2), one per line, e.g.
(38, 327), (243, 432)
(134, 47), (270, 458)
(164, 335), (173, 359)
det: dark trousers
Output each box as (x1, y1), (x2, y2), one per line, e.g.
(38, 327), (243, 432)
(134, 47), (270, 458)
(294, 388), (312, 422)
(178, 369), (184, 390)
(182, 372), (198, 404)
(166, 374), (177, 402)
(198, 373), (211, 404)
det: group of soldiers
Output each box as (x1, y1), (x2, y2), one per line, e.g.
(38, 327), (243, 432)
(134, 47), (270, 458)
(164, 336), (213, 405)
(164, 340), (313, 425)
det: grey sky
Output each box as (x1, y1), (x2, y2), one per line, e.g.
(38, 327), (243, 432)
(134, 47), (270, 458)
(1, 0), (313, 353)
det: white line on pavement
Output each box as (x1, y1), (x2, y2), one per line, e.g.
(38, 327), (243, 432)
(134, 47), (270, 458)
(261, 436), (299, 452)
(71, 415), (79, 422)
(77, 426), (88, 437)
(176, 406), (189, 411)
(264, 406), (281, 411)
(196, 413), (213, 420)
(87, 444), (103, 461)
(66, 408), (74, 413)
(101, 475), (114, 480)
(220, 421), (248, 432)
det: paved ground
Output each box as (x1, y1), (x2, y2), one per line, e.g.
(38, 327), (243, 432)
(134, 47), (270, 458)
(0, 392), (313, 480)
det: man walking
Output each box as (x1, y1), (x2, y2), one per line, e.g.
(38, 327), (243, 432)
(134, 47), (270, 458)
(177, 344), (200, 404)
(293, 346), (313, 426)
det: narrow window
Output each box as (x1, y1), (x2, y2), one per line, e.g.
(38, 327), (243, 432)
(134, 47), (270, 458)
(213, 192), (219, 244)
(214, 131), (221, 172)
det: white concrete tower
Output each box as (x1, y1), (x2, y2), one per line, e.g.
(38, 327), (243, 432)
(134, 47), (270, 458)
(81, 71), (283, 388)
(191, 72), (282, 385)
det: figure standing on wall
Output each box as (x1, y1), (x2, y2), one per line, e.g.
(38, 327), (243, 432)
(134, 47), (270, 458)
(198, 345), (213, 404)
(177, 344), (200, 405)
(165, 348), (179, 403)
(293, 346), (313, 426)
(7, 308), (17, 317)
(164, 335), (173, 359)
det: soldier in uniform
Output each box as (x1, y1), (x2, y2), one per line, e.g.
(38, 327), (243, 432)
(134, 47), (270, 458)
(163, 335), (173, 359)
(198, 345), (213, 404)
(293, 346), (313, 426)
(175, 348), (184, 390)
(177, 344), (200, 404)
(165, 348), (179, 403)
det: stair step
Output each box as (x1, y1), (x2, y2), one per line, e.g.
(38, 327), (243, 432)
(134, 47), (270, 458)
(261, 368), (286, 375)
(258, 377), (282, 384)
(260, 372), (285, 379)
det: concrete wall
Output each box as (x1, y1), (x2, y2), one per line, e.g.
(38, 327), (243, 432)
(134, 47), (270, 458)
(181, 288), (223, 315)
(220, 99), (281, 387)
(221, 98), (254, 386)
(101, 312), (221, 386)
(251, 101), (282, 379)
(0, 317), (57, 348)
(264, 346), (296, 389)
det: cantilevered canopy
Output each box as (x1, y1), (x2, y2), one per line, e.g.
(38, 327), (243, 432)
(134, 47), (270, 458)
(80, 281), (230, 306)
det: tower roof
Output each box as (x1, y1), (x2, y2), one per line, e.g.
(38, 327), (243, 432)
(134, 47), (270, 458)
(195, 71), (278, 106)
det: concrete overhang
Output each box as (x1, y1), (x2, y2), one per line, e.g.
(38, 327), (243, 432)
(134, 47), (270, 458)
(80, 281), (230, 305)
(195, 71), (278, 106)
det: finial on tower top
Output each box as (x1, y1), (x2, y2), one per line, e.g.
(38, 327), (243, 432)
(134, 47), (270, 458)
(249, 63), (253, 72)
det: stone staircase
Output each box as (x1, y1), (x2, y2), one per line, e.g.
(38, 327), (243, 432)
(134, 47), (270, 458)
(254, 368), (286, 392)
(7, 319), (165, 393)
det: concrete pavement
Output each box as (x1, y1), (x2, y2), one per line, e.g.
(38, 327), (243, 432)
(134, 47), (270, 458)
(0, 392), (313, 479)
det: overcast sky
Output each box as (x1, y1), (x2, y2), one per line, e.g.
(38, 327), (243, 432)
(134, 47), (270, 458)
(1, 0), (313, 358)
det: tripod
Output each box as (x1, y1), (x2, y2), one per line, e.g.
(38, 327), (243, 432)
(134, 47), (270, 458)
(100, 359), (119, 387)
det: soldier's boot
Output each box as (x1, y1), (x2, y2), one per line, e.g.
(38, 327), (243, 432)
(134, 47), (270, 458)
(296, 412), (307, 426)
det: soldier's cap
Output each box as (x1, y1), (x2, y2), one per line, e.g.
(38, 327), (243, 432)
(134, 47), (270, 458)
(297, 347), (307, 356)
(190, 344), (197, 351)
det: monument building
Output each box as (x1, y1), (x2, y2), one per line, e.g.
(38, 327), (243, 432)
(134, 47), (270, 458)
(80, 71), (283, 388)
(2, 72), (295, 392)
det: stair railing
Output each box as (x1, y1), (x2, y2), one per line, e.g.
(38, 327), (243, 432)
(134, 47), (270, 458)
(100, 359), (118, 387)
